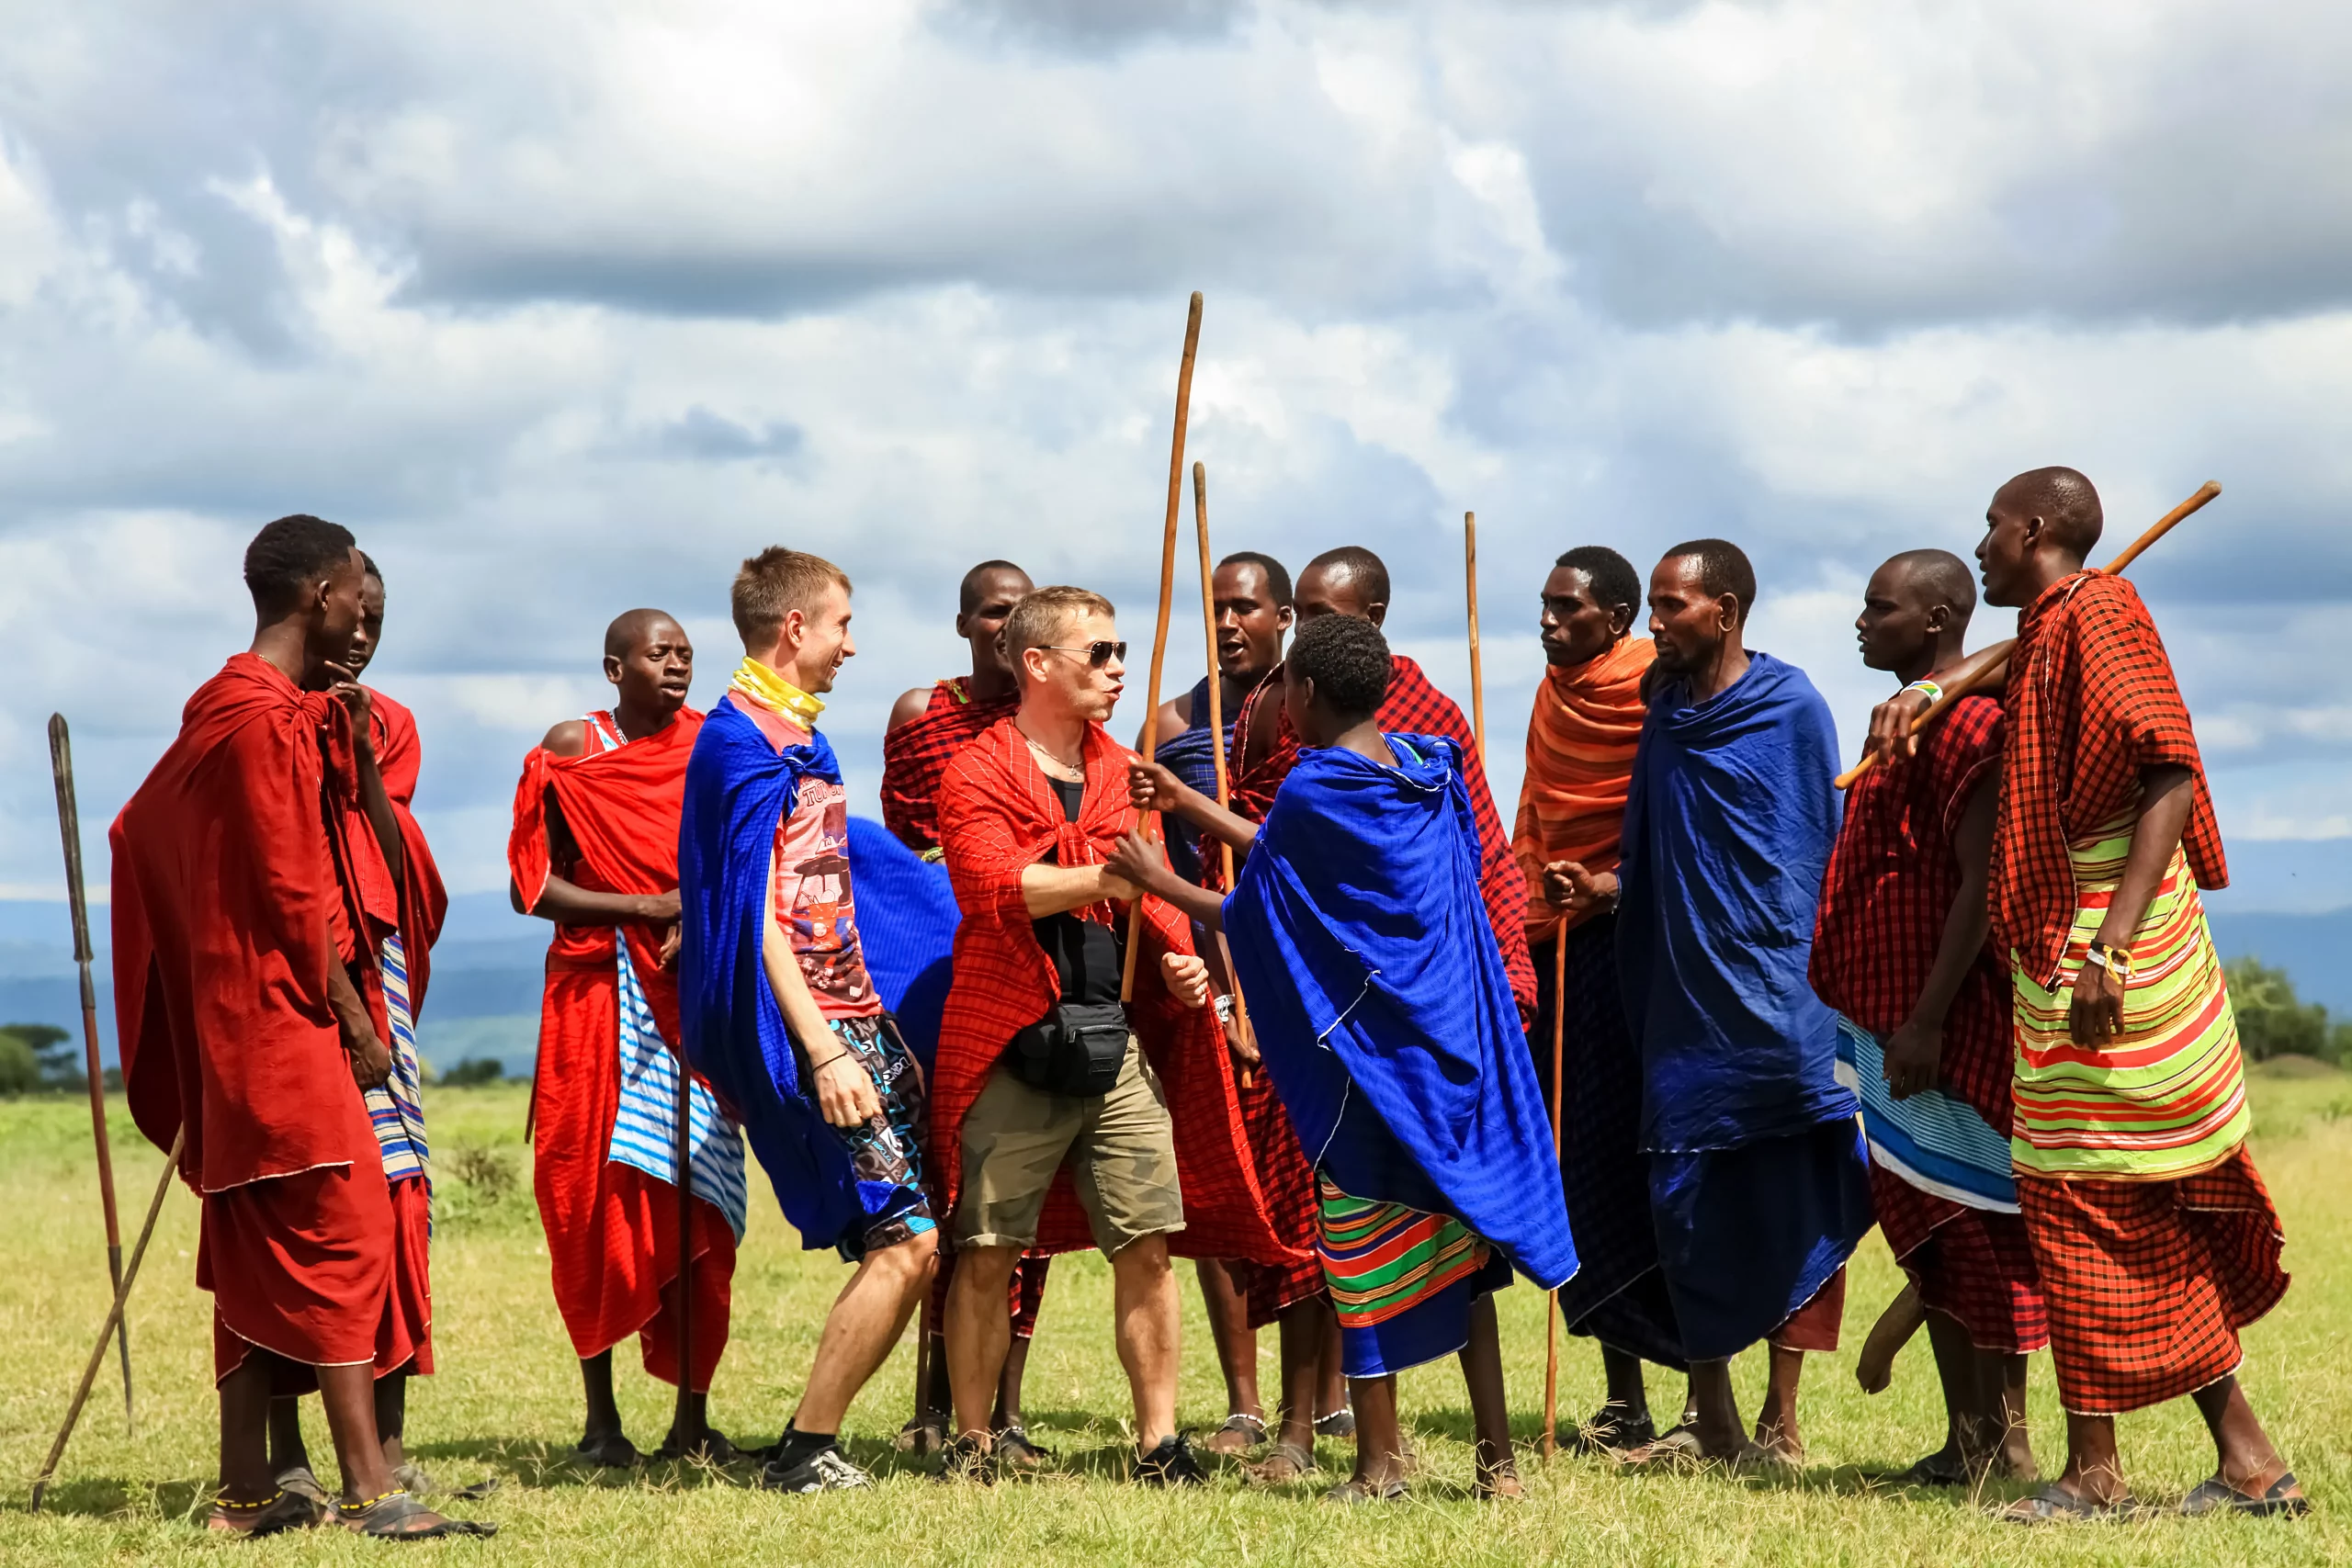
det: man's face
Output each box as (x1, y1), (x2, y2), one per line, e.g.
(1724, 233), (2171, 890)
(956, 568), (1032, 678)
(317, 548), (368, 666)
(794, 582), (857, 694)
(608, 616), (695, 715)
(1855, 561), (1936, 674)
(1022, 609), (1125, 725)
(1539, 566), (1627, 670)
(1645, 555), (1730, 675)
(1214, 561), (1291, 682)
(1293, 564), (1382, 626)
(1975, 485), (2035, 608)
(345, 574), (386, 678)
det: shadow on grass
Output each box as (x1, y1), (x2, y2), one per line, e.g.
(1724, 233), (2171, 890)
(11, 1475), (210, 1522)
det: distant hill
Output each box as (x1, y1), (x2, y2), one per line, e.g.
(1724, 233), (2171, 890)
(2207, 908), (2352, 1015)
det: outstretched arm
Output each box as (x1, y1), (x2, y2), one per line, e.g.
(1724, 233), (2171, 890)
(1106, 829), (1228, 932)
(1127, 758), (1259, 852)
(1884, 766), (1998, 1099)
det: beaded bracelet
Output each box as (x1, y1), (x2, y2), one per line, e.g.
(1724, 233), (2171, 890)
(1902, 677), (1944, 706)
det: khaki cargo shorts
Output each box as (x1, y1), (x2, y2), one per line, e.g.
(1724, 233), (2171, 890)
(956, 1032), (1185, 1257)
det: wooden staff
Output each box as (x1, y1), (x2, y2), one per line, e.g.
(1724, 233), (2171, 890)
(671, 1045), (696, 1451)
(46, 715), (133, 1433)
(1836, 480), (2222, 789)
(1464, 513), (1487, 761)
(29, 1130), (183, 1513)
(1123, 290), (1204, 1001)
(1540, 924), (1566, 1461)
(1190, 462), (1258, 1084)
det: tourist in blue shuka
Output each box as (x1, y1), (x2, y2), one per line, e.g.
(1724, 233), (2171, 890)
(1114, 611), (1575, 1504)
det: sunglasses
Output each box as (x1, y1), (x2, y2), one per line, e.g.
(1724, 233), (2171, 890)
(1038, 640), (1127, 669)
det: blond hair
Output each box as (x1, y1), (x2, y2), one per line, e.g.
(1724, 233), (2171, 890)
(732, 547), (851, 645)
(1003, 585), (1114, 666)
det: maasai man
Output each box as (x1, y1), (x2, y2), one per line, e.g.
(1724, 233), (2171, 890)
(1814, 550), (2043, 1485)
(112, 514), (485, 1538)
(510, 610), (747, 1467)
(268, 551), (453, 1504)
(1615, 539), (1872, 1465)
(1114, 613), (1576, 1502)
(881, 559), (1053, 1461)
(933, 586), (1288, 1486)
(1869, 468), (2302, 1521)
(1512, 545), (1683, 1452)
(677, 548), (938, 1494)
(1132, 549), (1305, 1459)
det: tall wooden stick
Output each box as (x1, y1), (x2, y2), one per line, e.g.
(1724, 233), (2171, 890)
(28, 1130), (182, 1513)
(47, 715), (133, 1433)
(1190, 462), (1258, 1084)
(1464, 513), (1487, 762)
(1541, 925), (1566, 1462)
(1123, 290), (1204, 1001)
(671, 1046), (696, 1450)
(1837, 480), (2221, 789)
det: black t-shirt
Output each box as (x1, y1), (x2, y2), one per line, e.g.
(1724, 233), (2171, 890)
(1034, 773), (1124, 1005)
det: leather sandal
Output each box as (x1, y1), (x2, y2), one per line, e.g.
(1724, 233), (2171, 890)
(1243, 1440), (1318, 1484)
(2180, 1472), (2309, 1518)
(207, 1488), (325, 1536)
(336, 1489), (497, 1539)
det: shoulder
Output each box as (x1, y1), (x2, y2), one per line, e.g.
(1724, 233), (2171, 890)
(888, 683), (942, 734)
(540, 719), (588, 758)
(1140, 694), (1190, 751)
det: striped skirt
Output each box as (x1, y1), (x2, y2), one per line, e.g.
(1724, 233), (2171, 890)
(1317, 1179), (1507, 1378)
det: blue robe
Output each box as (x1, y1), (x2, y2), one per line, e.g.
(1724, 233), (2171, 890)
(1226, 733), (1576, 1371)
(1154, 676), (1235, 886)
(1615, 651), (1872, 1359)
(842, 815), (960, 1077)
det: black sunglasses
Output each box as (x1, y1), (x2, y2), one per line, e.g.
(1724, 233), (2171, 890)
(1039, 640), (1127, 668)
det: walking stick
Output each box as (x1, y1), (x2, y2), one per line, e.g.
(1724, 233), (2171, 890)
(1541, 925), (1566, 1461)
(1190, 462), (1258, 1085)
(671, 1043), (696, 1451)
(1464, 513), (1487, 762)
(1123, 290), (1204, 1002)
(1837, 480), (2221, 788)
(28, 1129), (183, 1512)
(47, 715), (134, 1433)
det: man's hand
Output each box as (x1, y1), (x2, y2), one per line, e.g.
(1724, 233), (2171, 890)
(809, 1049), (881, 1129)
(1105, 830), (1170, 900)
(1220, 1001), (1262, 1066)
(657, 924), (683, 970)
(321, 660), (374, 745)
(1542, 860), (1618, 915)
(1883, 1017), (1944, 1100)
(1162, 953), (1211, 1009)
(1865, 687), (1934, 768)
(345, 1025), (392, 1089)
(1127, 758), (1188, 816)
(2069, 960), (2126, 1048)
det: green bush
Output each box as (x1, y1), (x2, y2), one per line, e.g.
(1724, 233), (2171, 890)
(0, 1023), (76, 1094)
(439, 1056), (505, 1088)
(0, 1033), (39, 1096)
(2227, 957), (2339, 1063)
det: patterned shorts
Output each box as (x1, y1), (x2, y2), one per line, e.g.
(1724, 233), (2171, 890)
(820, 1013), (937, 1262)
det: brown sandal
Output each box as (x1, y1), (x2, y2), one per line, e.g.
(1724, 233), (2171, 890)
(207, 1488), (325, 1536)
(1244, 1440), (1318, 1484)
(336, 1489), (496, 1539)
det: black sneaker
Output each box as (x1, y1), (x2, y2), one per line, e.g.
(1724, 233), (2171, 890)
(938, 1434), (995, 1486)
(759, 1444), (873, 1493)
(1133, 1434), (1207, 1487)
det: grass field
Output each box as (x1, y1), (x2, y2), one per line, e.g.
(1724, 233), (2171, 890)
(3, 1066), (2346, 1565)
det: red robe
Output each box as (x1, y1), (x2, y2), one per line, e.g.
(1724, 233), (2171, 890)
(508, 709), (733, 1390)
(112, 653), (393, 1382)
(932, 719), (1295, 1265)
(880, 677), (1018, 854)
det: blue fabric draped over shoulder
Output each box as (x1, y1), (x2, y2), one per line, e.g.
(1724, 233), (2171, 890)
(1223, 732), (1577, 1292)
(676, 699), (871, 1253)
(1615, 651), (1855, 1153)
(842, 815), (960, 1076)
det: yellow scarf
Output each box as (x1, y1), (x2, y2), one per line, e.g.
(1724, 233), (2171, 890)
(729, 657), (825, 728)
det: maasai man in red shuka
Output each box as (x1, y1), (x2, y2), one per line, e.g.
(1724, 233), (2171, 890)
(510, 608), (746, 1467)
(1869, 468), (2302, 1523)
(262, 550), (454, 1502)
(113, 515), (486, 1539)
(933, 586), (1295, 1487)
(878, 558), (1057, 1459)
(1813, 549), (2045, 1488)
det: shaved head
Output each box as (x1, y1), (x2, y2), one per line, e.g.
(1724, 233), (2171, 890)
(1996, 467), (2103, 557)
(1885, 548), (1977, 623)
(1304, 546), (1391, 608)
(605, 607), (684, 660)
(960, 558), (1033, 615)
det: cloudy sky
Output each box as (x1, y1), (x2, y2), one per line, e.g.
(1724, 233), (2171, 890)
(4, 0), (2349, 922)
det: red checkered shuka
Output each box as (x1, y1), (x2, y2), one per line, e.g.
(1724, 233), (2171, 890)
(1994, 573), (2227, 990)
(1224, 1069), (1327, 1326)
(1227, 655), (1534, 1011)
(2016, 1148), (2287, 1415)
(1810, 693), (2015, 1134)
(880, 678), (1019, 854)
(932, 717), (1297, 1265)
(1870, 1162), (2048, 1355)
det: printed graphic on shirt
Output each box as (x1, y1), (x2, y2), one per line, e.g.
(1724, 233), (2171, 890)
(773, 773), (883, 1018)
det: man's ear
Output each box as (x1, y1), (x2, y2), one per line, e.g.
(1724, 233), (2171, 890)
(1276, 604), (1295, 632)
(1924, 603), (1951, 636)
(603, 653), (624, 687)
(1365, 602), (1388, 629)
(1608, 604), (1634, 637)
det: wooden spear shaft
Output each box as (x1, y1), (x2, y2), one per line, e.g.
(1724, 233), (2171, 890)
(1464, 513), (1487, 762)
(1190, 462), (1258, 1084)
(1836, 480), (2222, 790)
(1123, 291), (1204, 1001)
(47, 714), (133, 1433)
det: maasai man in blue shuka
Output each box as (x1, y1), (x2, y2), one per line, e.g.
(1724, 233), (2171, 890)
(1113, 613), (1572, 1503)
(1614, 539), (1873, 1466)
(677, 548), (939, 1495)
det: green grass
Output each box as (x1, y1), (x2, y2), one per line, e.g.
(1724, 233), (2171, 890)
(2, 1066), (2345, 1564)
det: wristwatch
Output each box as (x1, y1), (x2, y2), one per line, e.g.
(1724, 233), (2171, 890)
(1213, 994), (1235, 1025)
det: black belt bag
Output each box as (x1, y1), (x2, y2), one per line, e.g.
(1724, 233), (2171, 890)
(1005, 1001), (1130, 1098)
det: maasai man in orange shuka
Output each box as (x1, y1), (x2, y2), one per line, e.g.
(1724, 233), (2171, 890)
(1510, 545), (1676, 1454)
(114, 515), (484, 1539)
(511, 609), (746, 1468)
(1870, 468), (2302, 1523)
(879, 558), (1057, 1459)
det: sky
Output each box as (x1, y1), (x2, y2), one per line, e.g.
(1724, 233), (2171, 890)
(4, 0), (2350, 921)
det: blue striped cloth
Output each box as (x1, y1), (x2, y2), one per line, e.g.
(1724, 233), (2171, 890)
(1832, 1015), (2017, 1213)
(363, 933), (429, 1184)
(609, 938), (750, 1241)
